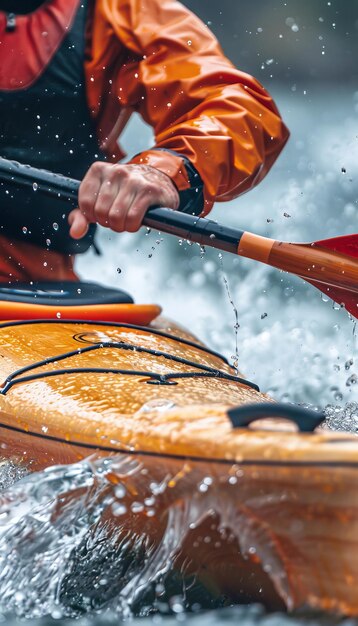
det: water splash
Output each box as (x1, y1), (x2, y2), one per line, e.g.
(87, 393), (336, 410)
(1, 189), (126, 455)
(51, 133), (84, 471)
(0, 451), (303, 619)
(323, 402), (358, 433)
(0, 457), (215, 618)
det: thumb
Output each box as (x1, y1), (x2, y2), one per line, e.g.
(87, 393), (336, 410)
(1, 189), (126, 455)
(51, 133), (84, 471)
(68, 208), (90, 239)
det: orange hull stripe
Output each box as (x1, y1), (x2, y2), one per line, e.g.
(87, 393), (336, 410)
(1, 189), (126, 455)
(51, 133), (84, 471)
(0, 302), (161, 325)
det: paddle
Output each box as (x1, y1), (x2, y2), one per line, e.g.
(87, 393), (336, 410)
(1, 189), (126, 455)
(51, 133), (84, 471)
(0, 157), (357, 318)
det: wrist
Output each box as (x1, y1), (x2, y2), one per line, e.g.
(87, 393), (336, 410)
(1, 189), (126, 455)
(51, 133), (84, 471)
(129, 149), (204, 216)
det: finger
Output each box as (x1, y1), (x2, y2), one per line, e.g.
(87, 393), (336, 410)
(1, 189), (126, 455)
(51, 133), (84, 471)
(124, 198), (150, 232)
(107, 177), (172, 232)
(78, 162), (103, 223)
(68, 208), (90, 239)
(93, 178), (121, 228)
(107, 186), (137, 232)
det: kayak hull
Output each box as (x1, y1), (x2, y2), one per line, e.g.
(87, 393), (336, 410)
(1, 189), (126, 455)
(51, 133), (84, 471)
(0, 318), (357, 615)
(1, 422), (358, 615)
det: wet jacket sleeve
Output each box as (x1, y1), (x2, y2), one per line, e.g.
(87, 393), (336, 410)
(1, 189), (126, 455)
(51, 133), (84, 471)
(93, 0), (289, 214)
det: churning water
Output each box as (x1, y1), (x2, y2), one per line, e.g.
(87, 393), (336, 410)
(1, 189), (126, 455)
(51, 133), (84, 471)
(0, 86), (357, 624)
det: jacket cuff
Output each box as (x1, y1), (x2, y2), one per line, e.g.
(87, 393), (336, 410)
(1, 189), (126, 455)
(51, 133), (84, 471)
(129, 148), (204, 216)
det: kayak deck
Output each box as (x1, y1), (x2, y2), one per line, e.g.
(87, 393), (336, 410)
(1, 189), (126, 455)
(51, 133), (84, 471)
(0, 318), (355, 464)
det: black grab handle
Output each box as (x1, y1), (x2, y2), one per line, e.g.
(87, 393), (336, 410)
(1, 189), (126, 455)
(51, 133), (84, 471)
(227, 402), (325, 433)
(0, 157), (243, 253)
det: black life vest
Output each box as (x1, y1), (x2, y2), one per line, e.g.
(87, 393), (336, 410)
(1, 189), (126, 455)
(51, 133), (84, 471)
(0, 0), (104, 254)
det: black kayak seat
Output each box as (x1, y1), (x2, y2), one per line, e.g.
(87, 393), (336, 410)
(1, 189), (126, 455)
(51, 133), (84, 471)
(0, 281), (134, 307)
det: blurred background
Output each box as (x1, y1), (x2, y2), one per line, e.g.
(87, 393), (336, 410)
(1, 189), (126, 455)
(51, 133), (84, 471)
(183, 0), (358, 86)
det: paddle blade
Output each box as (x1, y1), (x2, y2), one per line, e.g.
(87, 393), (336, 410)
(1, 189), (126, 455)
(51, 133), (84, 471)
(314, 234), (358, 258)
(309, 234), (358, 317)
(306, 279), (358, 318)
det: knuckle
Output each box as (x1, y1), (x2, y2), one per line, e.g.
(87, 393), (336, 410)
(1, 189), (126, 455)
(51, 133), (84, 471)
(113, 164), (129, 179)
(94, 205), (109, 223)
(78, 192), (94, 215)
(134, 176), (149, 191)
(105, 168), (119, 183)
(126, 221), (140, 233)
(125, 209), (144, 232)
(97, 216), (110, 228)
(90, 160), (105, 175)
(97, 187), (113, 204)
(108, 208), (125, 232)
(144, 182), (158, 195)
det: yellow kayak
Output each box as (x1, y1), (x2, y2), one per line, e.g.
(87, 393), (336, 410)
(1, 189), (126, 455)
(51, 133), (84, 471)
(0, 281), (357, 616)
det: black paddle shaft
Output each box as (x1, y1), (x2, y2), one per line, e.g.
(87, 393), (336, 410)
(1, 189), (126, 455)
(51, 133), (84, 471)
(0, 157), (243, 253)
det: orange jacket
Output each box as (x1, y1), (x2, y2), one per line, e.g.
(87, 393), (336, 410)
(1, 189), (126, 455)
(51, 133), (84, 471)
(0, 0), (288, 282)
(86, 0), (289, 214)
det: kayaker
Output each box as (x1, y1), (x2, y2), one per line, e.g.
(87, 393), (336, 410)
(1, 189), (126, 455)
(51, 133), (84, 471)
(0, 0), (289, 282)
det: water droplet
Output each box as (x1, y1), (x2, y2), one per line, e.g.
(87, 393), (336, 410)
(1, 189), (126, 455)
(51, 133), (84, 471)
(114, 484), (126, 499)
(112, 503), (127, 516)
(52, 222), (59, 231)
(169, 596), (184, 613)
(32, 182), (38, 191)
(346, 374), (357, 387)
(131, 502), (144, 513)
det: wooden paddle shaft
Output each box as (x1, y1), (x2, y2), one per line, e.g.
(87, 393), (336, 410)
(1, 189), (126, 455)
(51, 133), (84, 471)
(238, 232), (358, 293)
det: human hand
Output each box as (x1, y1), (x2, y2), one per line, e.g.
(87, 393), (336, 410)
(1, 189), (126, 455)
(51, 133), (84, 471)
(68, 162), (180, 238)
